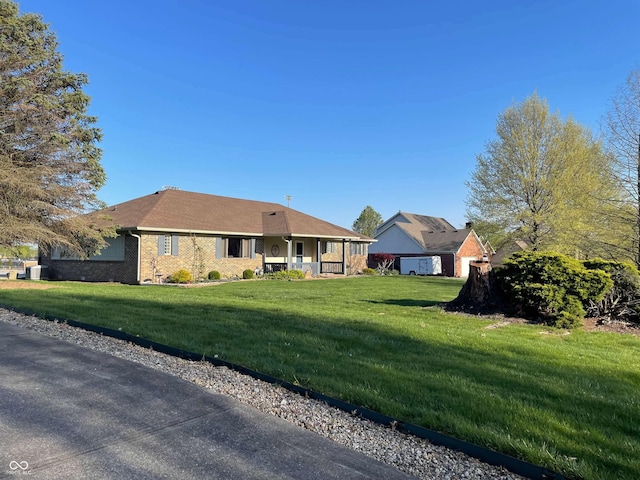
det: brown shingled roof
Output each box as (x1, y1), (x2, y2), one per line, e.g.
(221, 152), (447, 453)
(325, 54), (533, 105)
(97, 190), (367, 240)
(420, 229), (474, 252)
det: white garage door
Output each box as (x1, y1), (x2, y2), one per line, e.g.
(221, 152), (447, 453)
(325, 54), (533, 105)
(460, 257), (477, 278)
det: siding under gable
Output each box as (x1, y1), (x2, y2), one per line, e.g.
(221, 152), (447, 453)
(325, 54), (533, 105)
(369, 225), (424, 254)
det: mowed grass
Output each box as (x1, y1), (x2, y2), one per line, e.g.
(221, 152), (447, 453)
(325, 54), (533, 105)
(1, 276), (639, 480)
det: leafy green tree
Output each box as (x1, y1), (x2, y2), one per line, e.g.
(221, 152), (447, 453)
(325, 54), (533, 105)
(0, 1), (113, 257)
(0, 244), (37, 258)
(603, 68), (640, 266)
(466, 93), (619, 257)
(352, 206), (383, 237)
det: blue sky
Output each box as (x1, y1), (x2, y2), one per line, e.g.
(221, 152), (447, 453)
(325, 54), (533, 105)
(17, 0), (640, 230)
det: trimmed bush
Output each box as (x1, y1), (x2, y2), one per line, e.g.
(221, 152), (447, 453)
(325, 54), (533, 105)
(208, 270), (221, 280)
(167, 269), (192, 284)
(495, 251), (613, 328)
(362, 268), (376, 276)
(266, 269), (305, 280)
(242, 269), (254, 279)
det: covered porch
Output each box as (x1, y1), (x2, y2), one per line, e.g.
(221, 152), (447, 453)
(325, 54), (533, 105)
(262, 236), (349, 275)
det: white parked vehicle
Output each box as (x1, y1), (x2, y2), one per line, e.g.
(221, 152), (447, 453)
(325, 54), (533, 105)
(400, 256), (442, 276)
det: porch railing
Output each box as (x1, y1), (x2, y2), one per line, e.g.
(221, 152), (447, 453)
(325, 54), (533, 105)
(264, 262), (344, 275)
(264, 263), (287, 274)
(291, 262), (319, 276)
(320, 262), (344, 274)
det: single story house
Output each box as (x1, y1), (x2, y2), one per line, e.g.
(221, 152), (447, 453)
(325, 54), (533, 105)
(40, 189), (374, 284)
(368, 212), (487, 277)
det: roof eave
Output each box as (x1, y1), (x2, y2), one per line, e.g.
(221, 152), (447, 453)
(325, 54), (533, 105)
(117, 226), (371, 241)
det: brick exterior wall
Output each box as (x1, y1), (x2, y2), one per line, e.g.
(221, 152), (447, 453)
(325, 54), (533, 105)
(143, 234), (264, 282)
(320, 241), (368, 274)
(455, 234), (485, 277)
(41, 233), (367, 284)
(40, 236), (138, 283)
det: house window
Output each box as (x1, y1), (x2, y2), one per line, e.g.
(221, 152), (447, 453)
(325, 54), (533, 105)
(157, 235), (179, 256)
(322, 241), (334, 253)
(228, 238), (241, 257)
(350, 243), (367, 256)
(90, 236), (125, 261)
(217, 237), (255, 259)
(163, 236), (172, 255)
(51, 236), (125, 261)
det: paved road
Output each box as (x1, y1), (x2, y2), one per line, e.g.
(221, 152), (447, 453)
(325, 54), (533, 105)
(0, 322), (415, 479)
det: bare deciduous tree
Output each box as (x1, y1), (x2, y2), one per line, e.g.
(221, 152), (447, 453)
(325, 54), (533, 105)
(603, 69), (640, 266)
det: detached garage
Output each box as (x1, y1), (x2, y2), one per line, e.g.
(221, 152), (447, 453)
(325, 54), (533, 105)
(368, 212), (487, 278)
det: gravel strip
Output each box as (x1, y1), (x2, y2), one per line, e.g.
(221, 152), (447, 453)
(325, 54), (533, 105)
(1, 308), (525, 480)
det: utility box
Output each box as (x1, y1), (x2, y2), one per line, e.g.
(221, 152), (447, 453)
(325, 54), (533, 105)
(400, 256), (442, 276)
(26, 265), (41, 280)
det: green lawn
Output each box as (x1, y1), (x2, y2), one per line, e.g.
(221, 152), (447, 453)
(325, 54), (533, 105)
(1, 276), (639, 480)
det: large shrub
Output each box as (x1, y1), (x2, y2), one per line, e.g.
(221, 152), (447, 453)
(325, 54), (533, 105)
(167, 269), (192, 284)
(495, 251), (613, 328)
(583, 259), (640, 320)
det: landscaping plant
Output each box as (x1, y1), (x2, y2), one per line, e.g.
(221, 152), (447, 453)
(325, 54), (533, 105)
(167, 269), (192, 284)
(494, 251), (613, 328)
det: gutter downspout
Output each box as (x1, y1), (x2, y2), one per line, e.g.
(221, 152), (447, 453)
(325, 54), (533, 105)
(128, 231), (141, 284)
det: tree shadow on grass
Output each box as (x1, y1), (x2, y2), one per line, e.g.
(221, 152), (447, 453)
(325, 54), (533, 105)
(365, 299), (443, 308)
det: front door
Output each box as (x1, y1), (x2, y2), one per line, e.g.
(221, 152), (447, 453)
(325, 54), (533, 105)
(295, 241), (303, 263)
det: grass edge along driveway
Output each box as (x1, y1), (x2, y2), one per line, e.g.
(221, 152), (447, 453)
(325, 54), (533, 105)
(0, 276), (638, 480)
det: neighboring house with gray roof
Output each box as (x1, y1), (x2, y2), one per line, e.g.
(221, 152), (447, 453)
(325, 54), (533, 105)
(368, 212), (487, 277)
(40, 189), (374, 284)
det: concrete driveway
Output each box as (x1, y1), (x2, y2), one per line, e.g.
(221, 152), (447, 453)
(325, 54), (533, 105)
(0, 321), (415, 479)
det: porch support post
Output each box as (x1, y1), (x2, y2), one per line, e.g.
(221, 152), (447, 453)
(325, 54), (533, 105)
(317, 239), (322, 274)
(342, 239), (347, 275)
(287, 237), (292, 270)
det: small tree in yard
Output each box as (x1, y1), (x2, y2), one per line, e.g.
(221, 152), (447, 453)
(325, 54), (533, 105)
(370, 253), (395, 275)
